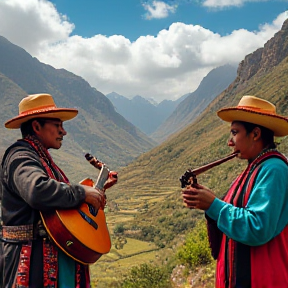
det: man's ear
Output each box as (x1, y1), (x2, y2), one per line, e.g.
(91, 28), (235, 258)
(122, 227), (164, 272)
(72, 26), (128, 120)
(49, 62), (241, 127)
(32, 120), (41, 134)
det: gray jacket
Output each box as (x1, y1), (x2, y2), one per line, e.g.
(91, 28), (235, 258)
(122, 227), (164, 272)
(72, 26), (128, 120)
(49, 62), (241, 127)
(0, 140), (86, 288)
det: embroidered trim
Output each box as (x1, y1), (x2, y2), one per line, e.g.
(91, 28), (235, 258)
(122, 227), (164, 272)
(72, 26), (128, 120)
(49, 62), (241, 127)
(2, 224), (35, 242)
(43, 239), (58, 288)
(15, 243), (32, 288)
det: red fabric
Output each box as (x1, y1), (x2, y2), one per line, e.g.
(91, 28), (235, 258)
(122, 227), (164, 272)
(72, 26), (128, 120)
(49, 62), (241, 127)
(250, 226), (288, 288)
(16, 244), (32, 287)
(43, 239), (58, 288)
(216, 168), (252, 288)
(245, 153), (288, 287)
(215, 150), (288, 288)
(215, 235), (226, 288)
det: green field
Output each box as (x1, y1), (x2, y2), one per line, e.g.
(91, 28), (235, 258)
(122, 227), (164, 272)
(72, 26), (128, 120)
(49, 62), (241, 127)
(90, 237), (161, 287)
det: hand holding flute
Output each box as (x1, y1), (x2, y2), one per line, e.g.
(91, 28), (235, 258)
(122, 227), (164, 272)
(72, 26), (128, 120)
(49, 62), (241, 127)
(182, 183), (216, 210)
(180, 152), (238, 210)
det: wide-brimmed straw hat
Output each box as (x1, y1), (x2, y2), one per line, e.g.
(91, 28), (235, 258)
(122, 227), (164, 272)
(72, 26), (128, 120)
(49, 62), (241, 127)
(5, 93), (78, 129)
(217, 95), (288, 137)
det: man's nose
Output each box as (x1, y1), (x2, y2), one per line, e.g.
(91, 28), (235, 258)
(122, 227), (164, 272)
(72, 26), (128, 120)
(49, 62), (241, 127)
(59, 127), (67, 135)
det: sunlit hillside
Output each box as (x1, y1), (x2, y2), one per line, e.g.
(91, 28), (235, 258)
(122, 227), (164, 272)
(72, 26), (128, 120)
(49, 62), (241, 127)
(93, 20), (288, 287)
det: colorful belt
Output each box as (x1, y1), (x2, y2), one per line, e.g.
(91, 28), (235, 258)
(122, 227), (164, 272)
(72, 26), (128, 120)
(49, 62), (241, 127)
(1, 224), (35, 242)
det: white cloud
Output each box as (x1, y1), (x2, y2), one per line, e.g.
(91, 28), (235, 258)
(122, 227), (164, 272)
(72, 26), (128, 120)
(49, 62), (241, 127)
(142, 1), (177, 19)
(0, 0), (286, 102)
(0, 0), (74, 55)
(202, 0), (266, 8)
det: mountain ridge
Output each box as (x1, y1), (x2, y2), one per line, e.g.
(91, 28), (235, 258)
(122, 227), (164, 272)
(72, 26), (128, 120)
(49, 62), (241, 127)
(151, 64), (238, 143)
(0, 36), (156, 180)
(106, 92), (187, 135)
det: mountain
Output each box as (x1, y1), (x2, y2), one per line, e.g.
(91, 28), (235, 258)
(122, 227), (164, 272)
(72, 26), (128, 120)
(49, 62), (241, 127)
(106, 92), (188, 135)
(106, 17), (288, 257)
(151, 64), (238, 143)
(1, 18), (288, 288)
(60, 19), (288, 288)
(146, 97), (158, 106)
(0, 36), (156, 180)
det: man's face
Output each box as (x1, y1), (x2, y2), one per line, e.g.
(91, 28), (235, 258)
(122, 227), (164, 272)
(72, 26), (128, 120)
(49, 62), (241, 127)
(228, 122), (255, 160)
(35, 119), (67, 149)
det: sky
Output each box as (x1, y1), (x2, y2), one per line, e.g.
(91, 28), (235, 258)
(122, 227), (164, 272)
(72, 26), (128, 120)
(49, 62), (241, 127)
(0, 0), (287, 102)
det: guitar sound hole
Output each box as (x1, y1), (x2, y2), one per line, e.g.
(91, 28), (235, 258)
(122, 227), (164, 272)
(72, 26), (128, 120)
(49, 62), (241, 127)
(77, 210), (98, 230)
(88, 205), (98, 216)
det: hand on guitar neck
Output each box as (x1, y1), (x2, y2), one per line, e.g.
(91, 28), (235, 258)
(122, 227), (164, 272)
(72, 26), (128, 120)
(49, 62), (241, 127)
(80, 169), (117, 211)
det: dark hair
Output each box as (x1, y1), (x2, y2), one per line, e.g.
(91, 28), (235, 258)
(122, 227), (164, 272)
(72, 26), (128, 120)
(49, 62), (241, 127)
(233, 121), (276, 149)
(20, 118), (58, 137)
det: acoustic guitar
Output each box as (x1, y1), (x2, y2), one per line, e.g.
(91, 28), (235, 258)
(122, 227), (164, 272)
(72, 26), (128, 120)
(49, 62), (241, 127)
(40, 154), (117, 265)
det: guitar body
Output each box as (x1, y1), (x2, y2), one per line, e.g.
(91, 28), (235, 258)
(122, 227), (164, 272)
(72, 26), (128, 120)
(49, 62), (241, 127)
(40, 177), (111, 265)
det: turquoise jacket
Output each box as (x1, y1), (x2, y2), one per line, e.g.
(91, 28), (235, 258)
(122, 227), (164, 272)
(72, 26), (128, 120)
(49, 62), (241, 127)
(206, 157), (288, 246)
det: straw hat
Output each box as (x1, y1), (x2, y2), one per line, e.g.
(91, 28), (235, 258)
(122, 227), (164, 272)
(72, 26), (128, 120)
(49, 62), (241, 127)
(217, 95), (288, 137)
(5, 93), (78, 129)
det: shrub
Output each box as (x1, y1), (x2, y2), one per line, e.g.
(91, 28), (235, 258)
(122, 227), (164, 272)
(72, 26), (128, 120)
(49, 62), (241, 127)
(120, 263), (172, 288)
(177, 220), (213, 268)
(114, 223), (125, 234)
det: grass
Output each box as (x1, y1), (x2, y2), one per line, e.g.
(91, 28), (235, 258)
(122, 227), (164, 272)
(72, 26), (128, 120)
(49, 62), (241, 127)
(90, 237), (160, 288)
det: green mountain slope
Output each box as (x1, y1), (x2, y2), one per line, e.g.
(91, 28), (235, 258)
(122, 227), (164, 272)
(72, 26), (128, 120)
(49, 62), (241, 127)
(107, 18), (288, 245)
(93, 21), (288, 286)
(0, 36), (156, 180)
(94, 56), (288, 287)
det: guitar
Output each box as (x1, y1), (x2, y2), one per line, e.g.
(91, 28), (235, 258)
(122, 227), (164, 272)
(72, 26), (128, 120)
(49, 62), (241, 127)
(40, 154), (117, 265)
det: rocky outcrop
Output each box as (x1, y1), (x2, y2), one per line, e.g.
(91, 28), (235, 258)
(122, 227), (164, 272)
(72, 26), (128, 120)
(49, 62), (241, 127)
(231, 18), (288, 90)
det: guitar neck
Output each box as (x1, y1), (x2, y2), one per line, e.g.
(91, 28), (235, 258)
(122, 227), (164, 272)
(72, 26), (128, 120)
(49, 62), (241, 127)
(95, 166), (109, 191)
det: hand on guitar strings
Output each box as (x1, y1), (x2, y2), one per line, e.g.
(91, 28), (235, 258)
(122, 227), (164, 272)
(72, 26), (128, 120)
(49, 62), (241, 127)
(82, 185), (106, 210)
(182, 183), (216, 211)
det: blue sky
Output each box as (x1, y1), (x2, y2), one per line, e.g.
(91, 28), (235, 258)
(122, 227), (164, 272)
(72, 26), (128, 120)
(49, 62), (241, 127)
(0, 0), (287, 101)
(51, 0), (288, 40)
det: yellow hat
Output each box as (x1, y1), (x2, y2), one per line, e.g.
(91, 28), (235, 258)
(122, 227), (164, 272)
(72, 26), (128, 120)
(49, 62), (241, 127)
(217, 95), (288, 137)
(5, 93), (78, 129)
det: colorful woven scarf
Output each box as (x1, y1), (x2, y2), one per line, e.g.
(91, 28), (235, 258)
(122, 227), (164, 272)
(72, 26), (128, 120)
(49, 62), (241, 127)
(24, 135), (69, 183)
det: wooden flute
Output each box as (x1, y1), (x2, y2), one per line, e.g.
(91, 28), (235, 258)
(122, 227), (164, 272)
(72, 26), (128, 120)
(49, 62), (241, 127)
(179, 151), (239, 188)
